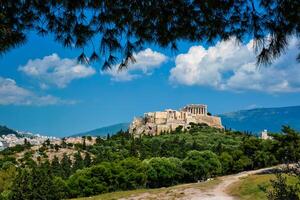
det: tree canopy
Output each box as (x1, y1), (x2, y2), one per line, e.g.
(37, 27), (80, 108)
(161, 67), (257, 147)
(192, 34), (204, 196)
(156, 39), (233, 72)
(1, 0), (299, 70)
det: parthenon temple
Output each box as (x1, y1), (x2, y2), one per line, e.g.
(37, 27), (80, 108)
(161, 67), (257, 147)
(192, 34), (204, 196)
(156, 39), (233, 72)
(129, 104), (223, 137)
(181, 104), (207, 115)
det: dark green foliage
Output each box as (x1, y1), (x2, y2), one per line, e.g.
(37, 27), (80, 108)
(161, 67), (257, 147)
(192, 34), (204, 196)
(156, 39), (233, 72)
(52, 177), (69, 200)
(1, 125), (299, 199)
(67, 158), (147, 197)
(60, 153), (72, 179)
(73, 151), (84, 172)
(10, 164), (62, 200)
(84, 153), (92, 167)
(0, 144), (30, 156)
(1, 1), (299, 69)
(145, 157), (185, 188)
(219, 152), (233, 174)
(51, 156), (62, 177)
(0, 126), (17, 137)
(268, 173), (300, 200)
(273, 126), (300, 163)
(182, 150), (221, 182)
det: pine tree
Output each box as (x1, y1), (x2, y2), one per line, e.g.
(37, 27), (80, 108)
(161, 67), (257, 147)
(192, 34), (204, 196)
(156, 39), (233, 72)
(61, 153), (72, 179)
(51, 156), (62, 177)
(82, 136), (87, 150)
(84, 152), (92, 167)
(10, 165), (60, 200)
(73, 151), (84, 172)
(10, 168), (32, 200)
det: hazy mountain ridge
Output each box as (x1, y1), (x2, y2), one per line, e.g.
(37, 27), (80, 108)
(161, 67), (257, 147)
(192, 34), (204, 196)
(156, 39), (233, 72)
(2, 106), (300, 138)
(219, 105), (300, 133)
(71, 123), (130, 137)
(72, 106), (300, 137)
(0, 125), (19, 137)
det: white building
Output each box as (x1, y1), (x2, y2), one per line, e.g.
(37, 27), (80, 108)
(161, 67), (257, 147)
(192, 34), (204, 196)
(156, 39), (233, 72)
(261, 129), (272, 140)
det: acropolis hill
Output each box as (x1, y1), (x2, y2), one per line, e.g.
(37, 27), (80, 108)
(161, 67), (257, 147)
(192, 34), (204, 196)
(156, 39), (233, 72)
(129, 104), (223, 136)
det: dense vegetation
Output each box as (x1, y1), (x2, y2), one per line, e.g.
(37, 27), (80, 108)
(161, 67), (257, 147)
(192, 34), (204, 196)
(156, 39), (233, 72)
(0, 124), (299, 199)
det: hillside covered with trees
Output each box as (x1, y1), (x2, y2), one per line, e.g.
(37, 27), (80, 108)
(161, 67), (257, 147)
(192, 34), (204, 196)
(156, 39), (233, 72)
(0, 124), (299, 199)
(0, 126), (18, 137)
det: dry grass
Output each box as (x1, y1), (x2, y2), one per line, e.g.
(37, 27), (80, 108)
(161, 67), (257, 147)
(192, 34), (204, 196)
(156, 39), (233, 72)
(71, 178), (221, 200)
(226, 174), (299, 200)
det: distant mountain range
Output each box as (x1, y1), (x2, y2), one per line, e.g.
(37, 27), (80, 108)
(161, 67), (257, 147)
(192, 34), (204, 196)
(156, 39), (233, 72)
(2, 106), (300, 138)
(71, 123), (130, 137)
(219, 105), (300, 133)
(71, 106), (300, 137)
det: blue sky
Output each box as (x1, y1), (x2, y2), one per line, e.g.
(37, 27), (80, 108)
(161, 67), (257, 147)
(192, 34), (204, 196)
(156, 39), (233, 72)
(0, 33), (299, 137)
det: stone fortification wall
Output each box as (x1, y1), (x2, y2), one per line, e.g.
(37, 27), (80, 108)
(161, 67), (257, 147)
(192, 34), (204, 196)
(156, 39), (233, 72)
(129, 104), (224, 137)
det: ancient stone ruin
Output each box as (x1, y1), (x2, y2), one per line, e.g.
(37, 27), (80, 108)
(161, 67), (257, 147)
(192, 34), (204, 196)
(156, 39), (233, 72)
(129, 104), (223, 137)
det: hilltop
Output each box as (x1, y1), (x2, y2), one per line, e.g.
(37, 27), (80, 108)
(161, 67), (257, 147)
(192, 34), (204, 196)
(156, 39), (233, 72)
(220, 105), (300, 133)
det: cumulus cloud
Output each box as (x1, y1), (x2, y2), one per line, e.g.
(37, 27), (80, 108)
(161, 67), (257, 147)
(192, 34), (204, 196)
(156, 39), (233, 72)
(103, 48), (168, 81)
(169, 37), (300, 93)
(19, 53), (96, 88)
(0, 77), (75, 106)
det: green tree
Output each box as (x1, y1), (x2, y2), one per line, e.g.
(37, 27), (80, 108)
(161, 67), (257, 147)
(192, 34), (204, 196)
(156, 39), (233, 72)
(117, 158), (147, 190)
(10, 165), (60, 200)
(53, 177), (70, 199)
(86, 136), (92, 141)
(61, 138), (67, 148)
(145, 157), (185, 188)
(233, 155), (253, 172)
(84, 152), (92, 167)
(268, 173), (300, 200)
(73, 151), (84, 172)
(219, 152), (233, 174)
(51, 156), (62, 177)
(0, 164), (17, 199)
(67, 163), (113, 197)
(183, 150), (221, 182)
(129, 138), (138, 157)
(61, 153), (72, 179)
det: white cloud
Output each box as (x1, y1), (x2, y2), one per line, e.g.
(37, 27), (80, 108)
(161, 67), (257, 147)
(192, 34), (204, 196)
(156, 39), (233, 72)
(103, 48), (168, 81)
(169, 37), (300, 93)
(19, 53), (96, 88)
(0, 77), (75, 106)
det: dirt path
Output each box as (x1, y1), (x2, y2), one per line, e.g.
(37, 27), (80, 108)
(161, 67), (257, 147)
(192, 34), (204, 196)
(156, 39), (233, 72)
(120, 166), (280, 200)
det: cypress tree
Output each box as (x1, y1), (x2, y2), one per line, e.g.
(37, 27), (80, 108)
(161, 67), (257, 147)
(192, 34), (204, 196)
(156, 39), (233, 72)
(61, 153), (72, 179)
